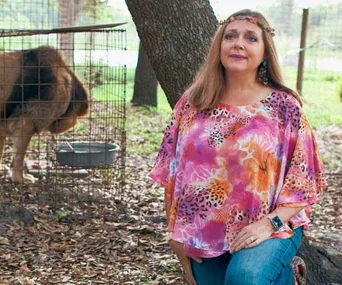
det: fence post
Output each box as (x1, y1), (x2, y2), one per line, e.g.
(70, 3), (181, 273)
(297, 8), (309, 96)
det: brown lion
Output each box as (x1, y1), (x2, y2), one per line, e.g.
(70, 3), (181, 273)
(0, 45), (90, 183)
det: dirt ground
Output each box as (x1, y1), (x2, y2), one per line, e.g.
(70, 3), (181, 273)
(0, 125), (341, 284)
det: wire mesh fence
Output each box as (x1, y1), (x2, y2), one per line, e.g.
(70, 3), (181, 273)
(257, 2), (342, 124)
(212, 1), (342, 125)
(0, 0), (114, 30)
(0, 0), (57, 30)
(0, 26), (127, 216)
(0, 0), (341, 214)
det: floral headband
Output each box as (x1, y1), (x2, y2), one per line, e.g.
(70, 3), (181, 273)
(219, 15), (275, 36)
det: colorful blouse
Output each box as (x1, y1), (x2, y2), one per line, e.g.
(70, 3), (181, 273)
(149, 90), (327, 258)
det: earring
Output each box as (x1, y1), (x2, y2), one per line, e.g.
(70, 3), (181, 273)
(258, 59), (269, 85)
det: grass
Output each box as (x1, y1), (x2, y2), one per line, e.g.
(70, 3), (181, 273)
(125, 68), (171, 113)
(123, 68), (172, 155)
(284, 67), (342, 127)
(92, 65), (342, 156)
(124, 66), (342, 127)
(125, 104), (170, 156)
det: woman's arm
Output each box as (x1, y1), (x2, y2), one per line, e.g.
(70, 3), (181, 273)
(230, 205), (306, 253)
(267, 205), (306, 228)
(165, 187), (201, 285)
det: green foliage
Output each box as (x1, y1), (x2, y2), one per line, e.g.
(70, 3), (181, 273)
(83, 66), (169, 156)
(337, 77), (342, 102)
(283, 67), (342, 127)
(163, 264), (178, 272)
(125, 68), (171, 113)
(124, 66), (342, 156)
(0, 0), (58, 29)
(81, 0), (116, 23)
(0, 0), (116, 30)
(53, 207), (71, 222)
(125, 69), (170, 156)
(74, 123), (86, 134)
(324, 74), (338, 82)
(126, 105), (169, 156)
(129, 66), (342, 135)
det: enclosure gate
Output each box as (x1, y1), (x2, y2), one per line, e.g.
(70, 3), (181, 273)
(0, 25), (127, 215)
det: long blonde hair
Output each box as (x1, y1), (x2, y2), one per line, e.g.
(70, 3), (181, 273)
(187, 9), (302, 109)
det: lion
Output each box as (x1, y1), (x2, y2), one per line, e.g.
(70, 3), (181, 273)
(0, 45), (90, 183)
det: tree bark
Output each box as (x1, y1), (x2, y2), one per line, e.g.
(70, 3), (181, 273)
(58, 0), (86, 61)
(280, 0), (295, 35)
(125, 1), (342, 284)
(131, 42), (158, 107)
(59, 0), (76, 61)
(300, 240), (342, 285)
(125, 0), (217, 108)
(74, 0), (86, 20)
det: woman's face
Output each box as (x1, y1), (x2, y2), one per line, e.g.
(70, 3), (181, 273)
(220, 19), (266, 76)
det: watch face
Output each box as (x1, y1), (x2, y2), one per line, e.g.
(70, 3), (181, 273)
(272, 216), (284, 229)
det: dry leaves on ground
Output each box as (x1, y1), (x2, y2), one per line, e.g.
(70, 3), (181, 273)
(0, 124), (341, 284)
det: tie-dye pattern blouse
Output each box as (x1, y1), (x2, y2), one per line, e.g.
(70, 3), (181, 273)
(149, 90), (327, 258)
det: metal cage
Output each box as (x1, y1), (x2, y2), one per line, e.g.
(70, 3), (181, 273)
(0, 0), (107, 30)
(0, 24), (127, 215)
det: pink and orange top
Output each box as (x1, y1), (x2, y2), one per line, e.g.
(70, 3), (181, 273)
(149, 90), (327, 258)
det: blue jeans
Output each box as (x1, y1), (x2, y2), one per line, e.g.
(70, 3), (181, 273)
(191, 227), (303, 285)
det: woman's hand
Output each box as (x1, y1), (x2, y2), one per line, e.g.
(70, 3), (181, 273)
(230, 218), (275, 253)
(169, 239), (203, 285)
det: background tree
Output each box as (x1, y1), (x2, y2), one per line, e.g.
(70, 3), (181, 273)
(125, 0), (218, 108)
(131, 41), (158, 107)
(81, 0), (116, 23)
(0, 0), (59, 29)
(125, 1), (342, 284)
(58, 0), (115, 60)
(0, 0), (115, 30)
(264, 0), (295, 36)
(58, 0), (82, 60)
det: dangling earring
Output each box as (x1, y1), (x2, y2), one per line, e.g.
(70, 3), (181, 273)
(258, 59), (269, 85)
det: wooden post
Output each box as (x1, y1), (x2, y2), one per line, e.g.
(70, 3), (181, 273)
(297, 8), (309, 96)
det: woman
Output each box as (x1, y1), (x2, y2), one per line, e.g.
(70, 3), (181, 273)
(149, 9), (327, 285)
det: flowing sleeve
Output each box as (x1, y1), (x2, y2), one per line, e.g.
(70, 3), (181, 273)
(275, 107), (327, 228)
(149, 94), (187, 188)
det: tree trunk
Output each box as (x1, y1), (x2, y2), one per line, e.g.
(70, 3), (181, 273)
(58, 0), (86, 61)
(125, 1), (342, 283)
(280, 0), (295, 35)
(59, 0), (75, 61)
(299, 240), (342, 285)
(74, 0), (86, 20)
(131, 42), (158, 107)
(125, 0), (217, 108)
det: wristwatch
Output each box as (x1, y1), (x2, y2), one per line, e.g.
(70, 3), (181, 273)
(267, 215), (285, 231)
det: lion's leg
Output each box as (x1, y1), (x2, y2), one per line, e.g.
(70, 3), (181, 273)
(0, 134), (10, 174)
(0, 134), (5, 164)
(10, 122), (36, 183)
(48, 118), (78, 134)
